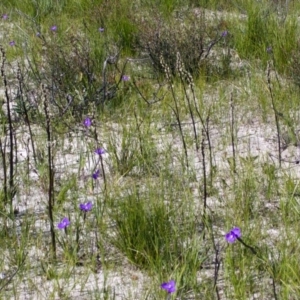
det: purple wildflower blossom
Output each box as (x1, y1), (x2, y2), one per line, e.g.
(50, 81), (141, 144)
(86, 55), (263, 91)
(50, 25), (57, 32)
(83, 117), (92, 127)
(2, 14), (8, 20)
(161, 280), (176, 294)
(9, 41), (15, 46)
(221, 30), (228, 37)
(57, 217), (70, 229)
(225, 227), (241, 243)
(79, 201), (93, 212)
(92, 170), (100, 179)
(122, 75), (130, 81)
(95, 148), (105, 155)
(99, 27), (104, 32)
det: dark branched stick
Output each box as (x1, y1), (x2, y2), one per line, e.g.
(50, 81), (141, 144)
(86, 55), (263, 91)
(0, 47), (15, 210)
(42, 84), (56, 260)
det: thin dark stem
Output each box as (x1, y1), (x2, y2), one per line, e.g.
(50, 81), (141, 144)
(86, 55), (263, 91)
(169, 103), (189, 170)
(160, 55), (189, 169)
(237, 237), (257, 255)
(177, 57), (199, 152)
(99, 154), (107, 192)
(205, 114), (213, 187)
(189, 78), (214, 187)
(237, 236), (278, 299)
(230, 93), (237, 174)
(0, 136), (7, 204)
(43, 85), (56, 260)
(1, 47), (15, 210)
(267, 62), (281, 167)
(208, 217), (222, 300)
(271, 274), (278, 300)
(183, 84), (199, 151)
(134, 109), (144, 157)
(17, 65), (37, 165)
(93, 126), (107, 192)
(76, 223), (81, 254)
(169, 82), (189, 169)
(201, 127), (207, 230)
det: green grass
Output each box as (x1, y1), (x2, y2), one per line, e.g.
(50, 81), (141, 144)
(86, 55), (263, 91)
(2, 0), (300, 299)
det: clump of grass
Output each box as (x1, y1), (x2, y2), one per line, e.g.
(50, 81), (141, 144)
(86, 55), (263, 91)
(109, 184), (203, 295)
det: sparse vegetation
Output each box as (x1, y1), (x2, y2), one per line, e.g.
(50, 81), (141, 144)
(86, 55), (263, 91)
(1, 0), (300, 299)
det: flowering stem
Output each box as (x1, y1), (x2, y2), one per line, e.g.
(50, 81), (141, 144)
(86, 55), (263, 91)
(75, 223), (80, 254)
(1, 47), (15, 210)
(237, 237), (257, 255)
(99, 154), (107, 193)
(267, 62), (281, 167)
(43, 84), (56, 260)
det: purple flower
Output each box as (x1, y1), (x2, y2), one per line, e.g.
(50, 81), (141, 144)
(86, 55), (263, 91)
(95, 148), (105, 155)
(79, 201), (93, 212)
(122, 75), (130, 81)
(161, 280), (176, 294)
(221, 30), (228, 37)
(2, 14), (8, 20)
(225, 227), (241, 243)
(83, 117), (92, 127)
(9, 41), (15, 46)
(50, 25), (57, 32)
(92, 170), (100, 179)
(57, 217), (70, 229)
(98, 27), (104, 32)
